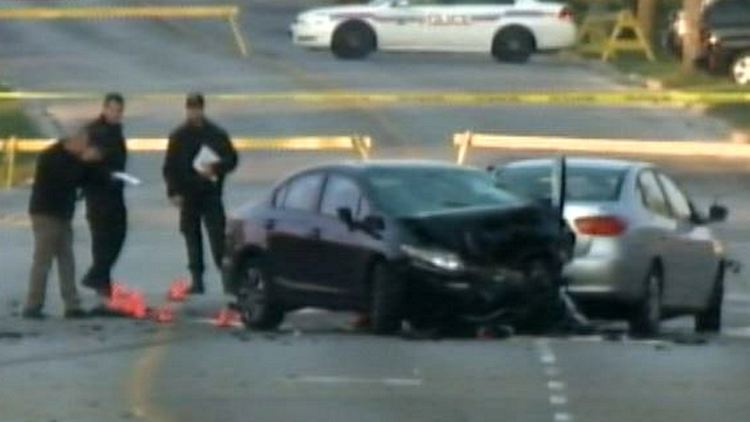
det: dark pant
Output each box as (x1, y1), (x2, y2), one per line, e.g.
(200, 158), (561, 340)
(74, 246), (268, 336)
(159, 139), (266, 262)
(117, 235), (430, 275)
(26, 215), (81, 311)
(180, 195), (226, 282)
(83, 209), (127, 295)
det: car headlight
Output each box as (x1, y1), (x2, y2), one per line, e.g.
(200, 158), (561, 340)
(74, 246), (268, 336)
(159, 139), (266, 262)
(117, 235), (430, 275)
(401, 245), (466, 272)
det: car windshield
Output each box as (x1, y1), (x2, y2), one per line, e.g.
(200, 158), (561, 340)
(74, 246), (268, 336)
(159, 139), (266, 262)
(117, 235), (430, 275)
(366, 166), (521, 217)
(495, 164), (627, 202)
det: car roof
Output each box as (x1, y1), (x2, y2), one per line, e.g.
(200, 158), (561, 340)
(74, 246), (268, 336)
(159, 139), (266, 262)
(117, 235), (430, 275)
(297, 160), (476, 176)
(498, 157), (653, 171)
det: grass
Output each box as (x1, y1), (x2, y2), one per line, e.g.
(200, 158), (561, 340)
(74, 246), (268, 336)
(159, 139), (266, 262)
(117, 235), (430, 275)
(0, 86), (43, 186)
(608, 54), (750, 132)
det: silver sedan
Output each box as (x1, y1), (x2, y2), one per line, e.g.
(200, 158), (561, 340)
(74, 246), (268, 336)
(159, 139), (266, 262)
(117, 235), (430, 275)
(492, 158), (729, 336)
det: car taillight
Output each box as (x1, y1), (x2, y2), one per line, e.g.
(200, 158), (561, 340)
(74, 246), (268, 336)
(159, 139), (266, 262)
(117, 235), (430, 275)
(558, 7), (573, 21)
(574, 216), (627, 237)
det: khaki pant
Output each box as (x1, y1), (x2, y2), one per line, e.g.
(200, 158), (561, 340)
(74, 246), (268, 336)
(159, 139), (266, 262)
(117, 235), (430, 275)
(26, 215), (81, 311)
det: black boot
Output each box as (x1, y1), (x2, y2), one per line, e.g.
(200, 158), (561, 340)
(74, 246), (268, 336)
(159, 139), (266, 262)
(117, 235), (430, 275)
(189, 273), (205, 295)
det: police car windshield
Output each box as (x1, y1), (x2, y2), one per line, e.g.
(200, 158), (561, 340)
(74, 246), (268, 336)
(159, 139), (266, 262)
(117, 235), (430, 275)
(366, 167), (520, 217)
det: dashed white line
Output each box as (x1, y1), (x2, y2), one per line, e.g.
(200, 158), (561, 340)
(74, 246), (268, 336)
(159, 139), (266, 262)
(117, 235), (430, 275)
(549, 395), (569, 406)
(554, 412), (574, 422)
(547, 381), (566, 391)
(283, 376), (424, 387)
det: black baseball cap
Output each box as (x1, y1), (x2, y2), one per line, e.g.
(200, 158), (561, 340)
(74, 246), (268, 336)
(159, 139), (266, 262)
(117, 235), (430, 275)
(186, 92), (205, 109)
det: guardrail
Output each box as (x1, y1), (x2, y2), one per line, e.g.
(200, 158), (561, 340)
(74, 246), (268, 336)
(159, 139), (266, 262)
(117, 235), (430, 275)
(0, 135), (372, 188)
(0, 5), (249, 56)
(453, 131), (750, 164)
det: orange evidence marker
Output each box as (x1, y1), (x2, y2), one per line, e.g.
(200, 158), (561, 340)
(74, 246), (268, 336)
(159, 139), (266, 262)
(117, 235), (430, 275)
(214, 308), (241, 328)
(107, 283), (148, 319)
(152, 306), (175, 324)
(167, 278), (190, 302)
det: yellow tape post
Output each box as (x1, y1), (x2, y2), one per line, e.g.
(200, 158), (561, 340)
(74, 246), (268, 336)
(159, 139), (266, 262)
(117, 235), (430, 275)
(453, 132), (750, 164)
(0, 6), (248, 56)
(2, 90), (749, 106)
(578, 9), (655, 62)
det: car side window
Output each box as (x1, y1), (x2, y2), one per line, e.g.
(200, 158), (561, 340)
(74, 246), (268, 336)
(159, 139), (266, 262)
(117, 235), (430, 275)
(638, 171), (671, 218)
(283, 173), (324, 212)
(320, 175), (362, 217)
(657, 174), (693, 221)
(272, 185), (288, 208)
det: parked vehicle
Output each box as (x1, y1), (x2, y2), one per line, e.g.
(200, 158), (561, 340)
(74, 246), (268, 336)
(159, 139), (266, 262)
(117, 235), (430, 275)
(665, 0), (750, 85)
(290, 0), (576, 62)
(492, 158), (729, 336)
(223, 161), (573, 334)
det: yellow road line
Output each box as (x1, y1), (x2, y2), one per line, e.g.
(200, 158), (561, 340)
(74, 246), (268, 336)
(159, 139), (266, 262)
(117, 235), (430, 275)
(0, 6), (239, 20)
(125, 328), (175, 422)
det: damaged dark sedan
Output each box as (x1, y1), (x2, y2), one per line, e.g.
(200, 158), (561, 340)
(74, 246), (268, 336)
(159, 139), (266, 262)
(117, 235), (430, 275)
(223, 161), (573, 334)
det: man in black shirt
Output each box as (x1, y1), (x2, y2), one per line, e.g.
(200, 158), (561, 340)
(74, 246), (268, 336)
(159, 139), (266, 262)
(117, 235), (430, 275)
(82, 93), (128, 301)
(163, 93), (238, 294)
(23, 131), (101, 319)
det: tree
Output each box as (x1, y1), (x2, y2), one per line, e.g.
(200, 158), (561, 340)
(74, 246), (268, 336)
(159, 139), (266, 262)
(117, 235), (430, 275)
(682, 0), (703, 72)
(637, 0), (658, 43)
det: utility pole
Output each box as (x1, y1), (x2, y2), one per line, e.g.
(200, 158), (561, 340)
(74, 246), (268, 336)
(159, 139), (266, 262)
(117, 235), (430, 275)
(682, 0), (703, 72)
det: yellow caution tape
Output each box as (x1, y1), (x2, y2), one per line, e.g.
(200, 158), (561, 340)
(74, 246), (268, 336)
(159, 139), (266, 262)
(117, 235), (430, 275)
(1, 90), (748, 105)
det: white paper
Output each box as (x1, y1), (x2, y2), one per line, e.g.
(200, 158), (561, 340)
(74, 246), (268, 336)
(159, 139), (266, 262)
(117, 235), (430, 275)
(111, 172), (142, 187)
(193, 145), (221, 181)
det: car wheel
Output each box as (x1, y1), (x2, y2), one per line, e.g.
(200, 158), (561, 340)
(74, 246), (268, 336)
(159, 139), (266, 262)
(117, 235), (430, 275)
(370, 263), (403, 335)
(331, 21), (375, 60)
(732, 52), (750, 86)
(236, 256), (284, 330)
(695, 267), (724, 333)
(629, 267), (662, 337)
(492, 27), (534, 64)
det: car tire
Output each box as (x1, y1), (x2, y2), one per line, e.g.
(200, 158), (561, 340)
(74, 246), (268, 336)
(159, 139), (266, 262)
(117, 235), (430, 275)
(732, 52), (750, 86)
(331, 21), (376, 60)
(695, 267), (724, 333)
(236, 256), (284, 331)
(370, 263), (403, 335)
(629, 267), (663, 337)
(492, 27), (534, 64)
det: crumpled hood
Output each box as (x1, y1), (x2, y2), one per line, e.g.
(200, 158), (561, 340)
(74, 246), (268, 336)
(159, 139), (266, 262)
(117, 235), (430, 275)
(400, 204), (560, 266)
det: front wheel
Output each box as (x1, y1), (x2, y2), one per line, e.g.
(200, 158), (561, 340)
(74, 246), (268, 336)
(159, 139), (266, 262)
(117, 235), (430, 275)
(331, 22), (376, 60)
(732, 52), (750, 86)
(695, 267), (724, 333)
(236, 256), (284, 331)
(629, 267), (662, 337)
(492, 27), (534, 63)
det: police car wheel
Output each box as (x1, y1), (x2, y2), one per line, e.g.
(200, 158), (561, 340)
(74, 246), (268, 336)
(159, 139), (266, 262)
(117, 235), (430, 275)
(732, 52), (750, 86)
(332, 21), (376, 60)
(236, 256), (284, 330)
(492, 27), (534, 64)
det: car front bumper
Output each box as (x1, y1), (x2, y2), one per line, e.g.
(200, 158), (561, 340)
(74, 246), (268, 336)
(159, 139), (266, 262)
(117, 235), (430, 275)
(290, 21), (334, 48)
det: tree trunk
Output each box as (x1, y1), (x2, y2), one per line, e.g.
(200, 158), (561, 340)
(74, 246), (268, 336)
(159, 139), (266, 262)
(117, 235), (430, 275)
(637, 0), (658, 44)
(682, 0), (703, 72)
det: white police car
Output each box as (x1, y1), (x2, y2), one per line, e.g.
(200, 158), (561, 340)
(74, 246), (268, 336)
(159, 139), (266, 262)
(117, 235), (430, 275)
(291, 0), (576, 62)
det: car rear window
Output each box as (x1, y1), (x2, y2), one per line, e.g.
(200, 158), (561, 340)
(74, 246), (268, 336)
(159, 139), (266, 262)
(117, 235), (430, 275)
(495, 164), (627, 202)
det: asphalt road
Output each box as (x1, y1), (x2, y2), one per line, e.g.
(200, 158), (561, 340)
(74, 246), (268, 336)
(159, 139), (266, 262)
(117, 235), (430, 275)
(1, 1), (749, 422)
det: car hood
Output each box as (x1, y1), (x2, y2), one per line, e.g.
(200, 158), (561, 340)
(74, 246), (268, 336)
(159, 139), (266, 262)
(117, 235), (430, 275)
(399, 204), (560, 265)
(298, 5), (378, 20)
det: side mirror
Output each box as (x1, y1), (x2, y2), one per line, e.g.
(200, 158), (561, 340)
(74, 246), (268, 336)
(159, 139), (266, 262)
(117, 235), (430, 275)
(362, 215), (386, 232)
(708, 204), (728, 223)
(337, 207), (355, 228)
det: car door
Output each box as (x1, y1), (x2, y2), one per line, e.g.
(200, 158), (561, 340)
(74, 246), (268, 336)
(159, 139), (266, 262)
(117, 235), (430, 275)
(439, 0), (514, 51)
(315, 173), (377, 306)
(375, 0), (433, 49)
(636, 170), (684, 307)
(656, 172), (717, 309)
(267, 172), (328, 301)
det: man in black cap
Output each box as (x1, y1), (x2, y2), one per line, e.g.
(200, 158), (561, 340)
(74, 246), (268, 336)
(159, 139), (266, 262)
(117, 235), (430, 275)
(163, 93), (238, 294)
(82, 93), (128, 304)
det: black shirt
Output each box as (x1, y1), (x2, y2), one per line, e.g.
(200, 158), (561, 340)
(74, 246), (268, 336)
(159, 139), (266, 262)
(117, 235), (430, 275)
(163, 119), (238, 198)
(29, 141), (86, 221)
(83, 116), (127, 217)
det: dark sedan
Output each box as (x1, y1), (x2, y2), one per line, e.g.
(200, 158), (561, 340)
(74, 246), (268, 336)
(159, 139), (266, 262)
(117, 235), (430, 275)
(223, 161), (572, 334)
